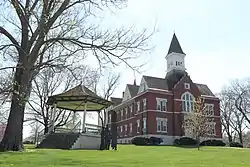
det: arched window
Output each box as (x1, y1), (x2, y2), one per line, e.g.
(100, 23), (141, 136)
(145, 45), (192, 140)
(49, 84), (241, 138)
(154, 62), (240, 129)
(181, 92), (194, 112)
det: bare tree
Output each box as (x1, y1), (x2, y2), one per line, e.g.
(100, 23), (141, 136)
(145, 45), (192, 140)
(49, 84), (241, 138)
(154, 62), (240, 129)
(28, 120), (43, 144)
(220, 79), (250, 144)
(0, 0), (153, 151)
(99, 72), (120, 126)
(26, 65), (99, 134)
(219, 88), (235, 143)
(230, 79), (250, 125)
(182, 97), (214, 150)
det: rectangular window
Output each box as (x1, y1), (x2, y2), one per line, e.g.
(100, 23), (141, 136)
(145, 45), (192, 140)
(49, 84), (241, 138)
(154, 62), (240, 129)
(207, 123), (216, 135)
(156, 98), (167, 111)
(109, 114), (111, 123)
(156, 118), (168, 132)
(121, 110), (123, 120)
(143, 98), (147, 111)
(130, 105), (133, 114)
(125, 108), (128, 119)
(137, 119), (140, 133)
(205, 104), (214, 115)
(120, 125), (123, 132)
(129, 123), (132, 133)
(137, 101), (140, 113)
(142, 118), (147, 133)
(125, 124), (127, 132)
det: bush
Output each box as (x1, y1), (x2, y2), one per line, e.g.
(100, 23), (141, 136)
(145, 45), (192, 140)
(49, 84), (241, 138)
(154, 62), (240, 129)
(230, 142), (243, 148)
(200, 140), (226, 146)
(131, 137), (163, 146)
(174, 137), (197, 146)
(131, 137), (148, 145)
(23, 141), (34, 144)
(149, 137), (163, 145)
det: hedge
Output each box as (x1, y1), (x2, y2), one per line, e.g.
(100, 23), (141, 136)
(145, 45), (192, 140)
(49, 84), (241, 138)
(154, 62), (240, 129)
(131, 137), (163, 146)
(230, 142), (243, 148)
(200, 140), (226, 146)
(174, 137), (197, 146)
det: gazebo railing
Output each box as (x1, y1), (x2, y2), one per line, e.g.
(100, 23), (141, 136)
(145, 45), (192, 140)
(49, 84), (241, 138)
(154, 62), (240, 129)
(54, 123), (102, 135)
(84, 123), (102, 135)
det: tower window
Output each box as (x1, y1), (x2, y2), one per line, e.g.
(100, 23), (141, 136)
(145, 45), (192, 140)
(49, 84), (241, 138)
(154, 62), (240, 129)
(176, 61), (182, 66)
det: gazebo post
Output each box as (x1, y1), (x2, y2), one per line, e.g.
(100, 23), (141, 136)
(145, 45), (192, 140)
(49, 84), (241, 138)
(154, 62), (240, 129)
(82, 102), (87, 132)
(72, 111), (76, 127)
(51, 103), (57, 133)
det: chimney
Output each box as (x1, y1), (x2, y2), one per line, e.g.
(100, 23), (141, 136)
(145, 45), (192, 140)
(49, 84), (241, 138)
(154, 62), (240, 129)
(122, 91), (125, 97)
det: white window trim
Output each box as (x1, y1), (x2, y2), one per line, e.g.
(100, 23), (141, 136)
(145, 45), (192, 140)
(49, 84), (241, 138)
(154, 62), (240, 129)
(137, 101), (140, 113)
(109, 114), (111, 123)
(207, 122), (216, 136)
(143, 98), (147, 111)
(143, 117), (147, 133)
(156, 98), (167, 112)
(156, 117), (168, 133)
(205, 103), (214, 116)
(125, 107), (128, 118)
(129, 123), (132, 133)
(130, 105), (133, 113)
(181, 92), (194, 112)
(120, 125), (123, 132)
(184, 83), (190, 89)
(137, 119), (140, 133)
(124, 124), (127, 136)
(121, 110), (123, 119)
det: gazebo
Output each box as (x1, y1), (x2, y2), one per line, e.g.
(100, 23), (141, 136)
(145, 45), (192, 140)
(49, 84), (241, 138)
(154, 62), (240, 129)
(38, 84), (113, 150)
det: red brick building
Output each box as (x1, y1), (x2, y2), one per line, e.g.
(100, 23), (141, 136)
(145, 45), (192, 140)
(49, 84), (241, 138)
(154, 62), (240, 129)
(107, 33), (222, 145)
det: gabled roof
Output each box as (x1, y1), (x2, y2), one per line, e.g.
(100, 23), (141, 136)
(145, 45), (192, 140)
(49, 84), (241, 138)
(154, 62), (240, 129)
(110, 97), (122, 106)
(127, 84), (139, 97)
(195, 83), (215, 96)
(167, 33), (185, 55)
(142, 75), (215, 97)
(143, 75), (168, 90)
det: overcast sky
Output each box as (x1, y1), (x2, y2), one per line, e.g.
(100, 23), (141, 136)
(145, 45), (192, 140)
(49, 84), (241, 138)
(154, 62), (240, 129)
(22, 0), (250, 138)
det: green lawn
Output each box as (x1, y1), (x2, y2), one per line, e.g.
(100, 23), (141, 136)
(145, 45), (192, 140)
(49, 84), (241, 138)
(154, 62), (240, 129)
(0, 145), (249, 167)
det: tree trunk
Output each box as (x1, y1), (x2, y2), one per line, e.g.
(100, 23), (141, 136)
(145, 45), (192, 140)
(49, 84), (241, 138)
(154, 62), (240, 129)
(44, 125), (49, 135)
(196, 136), (200, 150)
(238, 131), (243, 144)
(227, 130), (233, 143)
(0, 67), (32, 152)
(0, 96), (25, 151)
(44, 119), (49, 134)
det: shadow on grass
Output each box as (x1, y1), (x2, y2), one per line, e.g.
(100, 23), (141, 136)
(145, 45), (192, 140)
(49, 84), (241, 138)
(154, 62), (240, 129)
(173, 145), (199, 149)
(131, 144), (199, 149)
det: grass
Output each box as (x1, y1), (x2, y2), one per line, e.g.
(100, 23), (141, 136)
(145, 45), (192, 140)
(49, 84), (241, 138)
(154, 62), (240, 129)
(0, 145), (250, 167)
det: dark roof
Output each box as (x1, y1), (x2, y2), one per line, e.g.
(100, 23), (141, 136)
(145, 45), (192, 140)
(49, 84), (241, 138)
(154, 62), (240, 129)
(50, 84), (100, 98)
(47, 84), (112, 111)
(167, 33), (185, 55)
(141, 74), (215, 97)
(165, 70), (186, 90)
(127, 84), (139, 97)
(143, 76), (168, 90)
(195, 83), (215, 96)
(110, 97), (122, 106)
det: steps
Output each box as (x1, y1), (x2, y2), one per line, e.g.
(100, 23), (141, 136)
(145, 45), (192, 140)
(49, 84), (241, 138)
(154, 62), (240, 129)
(37, 132), (81, 149)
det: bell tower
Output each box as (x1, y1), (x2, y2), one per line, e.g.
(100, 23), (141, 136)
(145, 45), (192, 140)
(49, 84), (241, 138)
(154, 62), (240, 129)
(165, 33), (186, 73)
